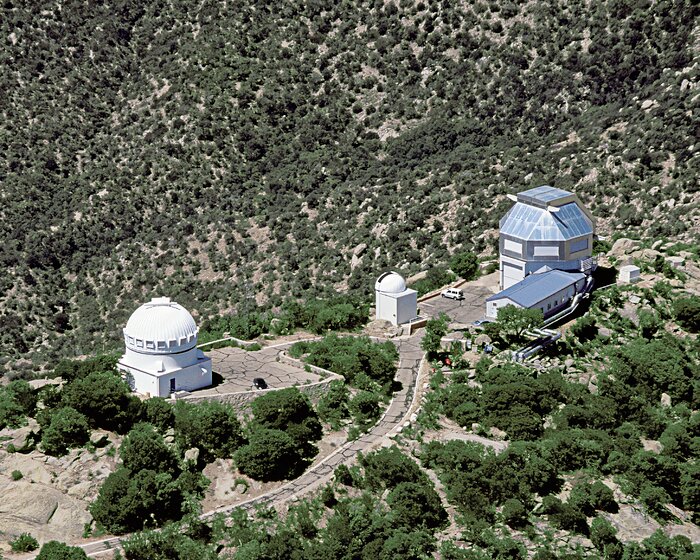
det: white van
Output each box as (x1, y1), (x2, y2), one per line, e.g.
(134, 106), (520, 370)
(441, 288), (464, 300)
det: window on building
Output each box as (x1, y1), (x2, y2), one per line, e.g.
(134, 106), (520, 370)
(554, 299), (558, 306)
(157, 341), (166, 350)
(146, 341), (155, 350)
(547, 303), (551, 310)
(169, 339), (177, 348)
(570, 238), (589, 253)
(136, 339), (144, 348)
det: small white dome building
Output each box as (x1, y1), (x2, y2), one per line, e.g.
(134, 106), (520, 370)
(117, 297), (212, 397)
(375, 272), (418, 326)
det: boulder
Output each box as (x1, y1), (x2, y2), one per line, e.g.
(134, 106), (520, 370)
(610, 238), (641, 258)
(630, 248), (660, 261)
(0, 478), (91, 543)
(184, 447), (200, 464)
(2, 453), (53, 485)
(28, 378), (62, 391)
(641, 439), (663, 454)
(660, 393), (672, 408)
(488, 426), (508, 440)
(0, 418), (40, 451)
(89, 430), (110, 448)
(474, 334), (491, 347)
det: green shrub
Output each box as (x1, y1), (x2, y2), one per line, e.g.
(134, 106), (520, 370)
(11, 469), (23, 481)
(672, 296), (700, 332)
(234, 428), (304, 481)
(36, 540), (89, 559)
(11, 533), (39, 552)
(41, 407), (91, 456)
(291, 334), (398, 391)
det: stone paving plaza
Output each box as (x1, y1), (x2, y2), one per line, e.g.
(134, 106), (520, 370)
(193, 344), (323, 397)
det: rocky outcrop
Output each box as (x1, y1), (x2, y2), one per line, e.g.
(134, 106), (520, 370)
(0, 477), (91, 544)
(610, 238), (641, 259)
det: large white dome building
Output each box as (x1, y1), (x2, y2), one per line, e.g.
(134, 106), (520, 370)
(117, 297), (212, 397)
(375, 272), (417, 326)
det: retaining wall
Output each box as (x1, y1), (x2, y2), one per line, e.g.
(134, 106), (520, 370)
(182, 351), (343, 415)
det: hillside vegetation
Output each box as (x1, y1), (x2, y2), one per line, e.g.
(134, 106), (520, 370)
(1, 0), (698, 369)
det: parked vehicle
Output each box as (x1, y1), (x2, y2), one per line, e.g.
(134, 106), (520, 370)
(441, 288), (465, 300)
(253, 377), (268, 390)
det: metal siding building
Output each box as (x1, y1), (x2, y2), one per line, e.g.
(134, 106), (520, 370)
(485, 270), (588, 319)
(498, 186), (595, 289)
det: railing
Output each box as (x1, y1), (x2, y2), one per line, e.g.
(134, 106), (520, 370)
(580, 256), (597, 273)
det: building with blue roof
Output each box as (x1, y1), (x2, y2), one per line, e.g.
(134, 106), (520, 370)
(499, 186), (595, 289)
(485, 269), (588, 319)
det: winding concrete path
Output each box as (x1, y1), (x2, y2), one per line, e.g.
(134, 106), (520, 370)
(21, 332), (426, 559)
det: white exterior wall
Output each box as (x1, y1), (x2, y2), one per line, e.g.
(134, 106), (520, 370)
(376, 290), (417, 326)
(535, 286), (577, 318)
(487, 277), (587, 319)
(157, 359), (212, 396)
(500, 255), (525, 289)
(486, 297), (520, 318)
(395, 291), (418, 325)
(118, 350), (212, 397)
(376, 293), (398, 324)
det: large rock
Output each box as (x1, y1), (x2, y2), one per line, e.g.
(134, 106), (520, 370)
(0, 478), (91, 543)
(630, 248), (660, 261)
(488, 426), (508, 440)
(610, 238), (641, 258)
(0, 419), (40, 452)
(1, 452), (54, 485)
(184, 447), (200, 464)
(90, 430), (110, 448)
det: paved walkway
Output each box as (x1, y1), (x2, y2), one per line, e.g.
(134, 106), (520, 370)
(204, 333), (425, 514)
(21, 332), (426, 559)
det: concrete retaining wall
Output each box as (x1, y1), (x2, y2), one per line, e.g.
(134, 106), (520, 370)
(183, 351), (343, 415)
(182, 375), (340, 414)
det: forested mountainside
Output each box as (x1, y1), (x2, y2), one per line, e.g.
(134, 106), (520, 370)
(1, 0), (698, 369)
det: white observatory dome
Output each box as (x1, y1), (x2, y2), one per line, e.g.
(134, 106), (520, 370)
(123, 297), (199, 355)
(375, 271), (407, 294)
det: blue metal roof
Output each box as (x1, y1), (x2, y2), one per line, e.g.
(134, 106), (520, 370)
(499, 201), (593, 241)
(486, 270), (585, 307)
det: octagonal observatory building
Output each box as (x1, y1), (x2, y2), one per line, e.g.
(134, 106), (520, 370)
(499, 186), (596, 289)
(117, 297), (212, 397)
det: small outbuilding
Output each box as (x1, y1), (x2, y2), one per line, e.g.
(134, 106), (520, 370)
(375, 272), (418, 326)
(118, 297), (212, 397)
(618, 264), (641, 283)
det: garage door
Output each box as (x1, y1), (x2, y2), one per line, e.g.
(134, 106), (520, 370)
(502, 261), (523, 289)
